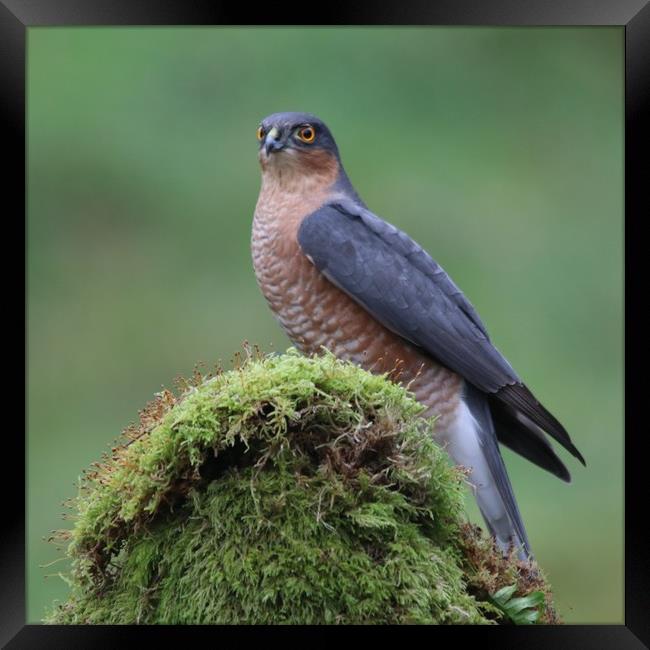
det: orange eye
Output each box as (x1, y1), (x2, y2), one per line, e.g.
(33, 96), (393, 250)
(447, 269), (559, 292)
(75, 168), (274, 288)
(297, 126), (315, 143)
(256, 126), (265, 141)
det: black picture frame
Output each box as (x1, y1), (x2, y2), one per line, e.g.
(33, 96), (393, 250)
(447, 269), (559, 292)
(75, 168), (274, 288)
(5, 1), (648, 647)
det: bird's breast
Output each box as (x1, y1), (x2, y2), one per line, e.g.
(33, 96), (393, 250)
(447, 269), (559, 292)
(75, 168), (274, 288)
(251, 179), (462, 431)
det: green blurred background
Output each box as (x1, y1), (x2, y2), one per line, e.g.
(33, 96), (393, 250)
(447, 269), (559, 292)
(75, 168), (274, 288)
(27, 27), (623, 623)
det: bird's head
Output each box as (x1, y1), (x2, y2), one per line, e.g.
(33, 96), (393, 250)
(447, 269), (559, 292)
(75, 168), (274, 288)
(256, 112), (341, 179)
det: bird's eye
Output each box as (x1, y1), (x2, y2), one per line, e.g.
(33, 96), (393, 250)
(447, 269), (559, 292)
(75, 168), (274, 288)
(256, 126), (265, 141)
(296, 126), (315, 143)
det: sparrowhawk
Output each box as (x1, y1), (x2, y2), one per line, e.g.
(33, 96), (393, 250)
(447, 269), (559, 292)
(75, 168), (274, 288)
(251, 111), (585, 560)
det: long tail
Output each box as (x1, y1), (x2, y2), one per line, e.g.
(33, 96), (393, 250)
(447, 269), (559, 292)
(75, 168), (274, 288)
(445, 382), (532, 561)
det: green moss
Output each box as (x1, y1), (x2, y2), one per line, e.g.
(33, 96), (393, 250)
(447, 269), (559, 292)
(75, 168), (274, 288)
(47, 348), (557, 624)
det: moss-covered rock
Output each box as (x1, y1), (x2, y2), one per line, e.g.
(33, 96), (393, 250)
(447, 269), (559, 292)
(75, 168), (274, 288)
(47, 348), (557, 624)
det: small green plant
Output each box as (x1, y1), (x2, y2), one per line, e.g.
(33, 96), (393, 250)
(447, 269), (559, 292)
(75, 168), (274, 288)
(46, 347), (558, 624)
(489, 584), (546, 624)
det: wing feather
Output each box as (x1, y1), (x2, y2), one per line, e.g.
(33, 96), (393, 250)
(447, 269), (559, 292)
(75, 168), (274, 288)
(297, 201), (584, 466)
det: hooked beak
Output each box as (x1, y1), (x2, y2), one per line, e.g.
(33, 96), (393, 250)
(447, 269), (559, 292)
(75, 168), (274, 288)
(264, 128), (285, 156)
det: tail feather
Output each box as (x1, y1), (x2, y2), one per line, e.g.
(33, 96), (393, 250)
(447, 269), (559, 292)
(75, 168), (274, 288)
(461, 383), (532, 560)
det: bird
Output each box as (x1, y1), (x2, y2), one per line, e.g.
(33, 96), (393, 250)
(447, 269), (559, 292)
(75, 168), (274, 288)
(250, 111), (585, 561)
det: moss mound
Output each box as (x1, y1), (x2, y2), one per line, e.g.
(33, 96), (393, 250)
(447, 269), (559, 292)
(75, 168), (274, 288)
(47, 348), (557, 624)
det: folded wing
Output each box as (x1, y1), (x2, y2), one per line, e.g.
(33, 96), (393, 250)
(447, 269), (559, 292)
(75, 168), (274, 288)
(297, 200), (584, 468)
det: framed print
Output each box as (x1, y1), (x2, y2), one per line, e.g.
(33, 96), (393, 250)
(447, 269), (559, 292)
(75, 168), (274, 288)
(4, 0), (648, 646)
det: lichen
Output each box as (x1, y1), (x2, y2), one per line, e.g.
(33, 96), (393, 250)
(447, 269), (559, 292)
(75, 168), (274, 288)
(46, 347), (557, 624)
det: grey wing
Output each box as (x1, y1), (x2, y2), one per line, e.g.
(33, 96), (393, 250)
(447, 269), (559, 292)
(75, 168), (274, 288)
(490, 399), (571, 482)
(297, 201), (584, 465)
(298, 202), (519, 391)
